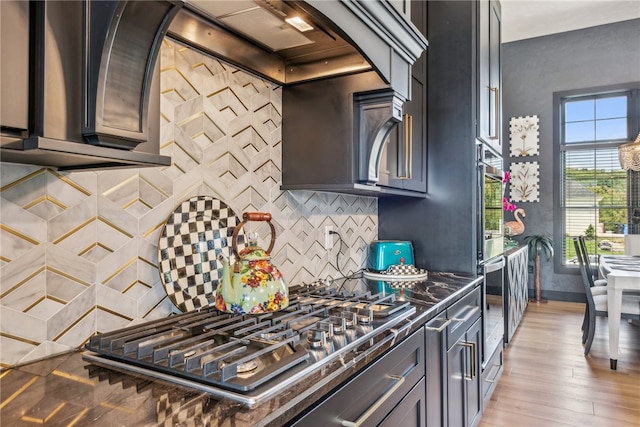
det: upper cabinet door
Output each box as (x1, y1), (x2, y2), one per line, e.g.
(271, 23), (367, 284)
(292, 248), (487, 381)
(378, 0), (427, 194)
(477, 0), (502, 153)
(0, 0), (29, 133)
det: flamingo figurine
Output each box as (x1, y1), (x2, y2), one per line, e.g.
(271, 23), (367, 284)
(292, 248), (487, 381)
(505, 208), (526, 236)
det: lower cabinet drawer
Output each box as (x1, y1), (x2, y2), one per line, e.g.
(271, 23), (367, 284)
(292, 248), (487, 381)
(482, 344), (503, 408)
(289, 329), (425, 426)
(447, 287), (482, 349)
(380, 377), (426, 427)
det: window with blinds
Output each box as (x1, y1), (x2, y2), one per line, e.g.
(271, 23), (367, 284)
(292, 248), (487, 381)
(559, 90), (640, 266)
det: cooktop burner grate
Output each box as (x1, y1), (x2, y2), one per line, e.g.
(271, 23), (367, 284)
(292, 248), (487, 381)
(83, 283), (414, 406)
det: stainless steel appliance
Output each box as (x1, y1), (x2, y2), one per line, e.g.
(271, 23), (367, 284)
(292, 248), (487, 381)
(478, 141), (505, 263)
(477, 141), (506, 374)
(83, 283), (414, 408)
(481, 255), (505, 367)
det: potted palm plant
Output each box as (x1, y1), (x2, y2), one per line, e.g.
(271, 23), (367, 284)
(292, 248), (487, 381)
(523, 234), (554, 303)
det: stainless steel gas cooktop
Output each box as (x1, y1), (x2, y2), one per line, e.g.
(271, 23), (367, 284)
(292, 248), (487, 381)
(83, 283), (415, 407)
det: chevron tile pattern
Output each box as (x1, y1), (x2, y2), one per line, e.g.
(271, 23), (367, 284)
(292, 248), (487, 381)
(0, 38), (377, 367)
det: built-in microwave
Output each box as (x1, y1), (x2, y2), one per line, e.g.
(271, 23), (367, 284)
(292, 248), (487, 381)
(478, 141), (505, 264)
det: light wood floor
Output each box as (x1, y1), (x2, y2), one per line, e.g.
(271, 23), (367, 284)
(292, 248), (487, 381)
(480, 300), (640, 427)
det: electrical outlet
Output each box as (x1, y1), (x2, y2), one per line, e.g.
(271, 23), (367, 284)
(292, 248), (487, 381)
(324, 226), (334, 249)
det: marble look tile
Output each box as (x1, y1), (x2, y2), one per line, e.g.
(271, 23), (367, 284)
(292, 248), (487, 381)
(96, 195), (139, 237)
(0, 197), (47, 243)
(47, 285), (96, 341)
(96, 308), (131, 333)
(138, 197), (178, 244)
(96, 284), (136, 321)
(24, 298), (65, 320)
(1, 306), (47, 342)
(0, 336), (37, 366)
(46, 243), (95, 285)
(95, 231), (135, 275)
(46, 270), (90, 303)
(46, 195), (97, 243)
(19, 341), (73, 367)
(0, 269), (45, 311)
(46, 169), (92, 208)
(0, 244), (45, 295)
(52, 310), (95, 348)
(0, 163), (41, 186)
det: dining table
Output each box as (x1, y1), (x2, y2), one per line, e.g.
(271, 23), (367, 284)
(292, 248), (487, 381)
(598, 254), (640, 370)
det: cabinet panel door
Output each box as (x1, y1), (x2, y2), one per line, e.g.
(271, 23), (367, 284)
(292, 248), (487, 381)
(477, 0), (501, 151)
(380, 378), (426, 427)
(466, 318), (483, 427)
(425, 318), (446, 427)
(0, 0), (29, 132)
(447, 339), (466, 427)
(378, 0), (427, 194)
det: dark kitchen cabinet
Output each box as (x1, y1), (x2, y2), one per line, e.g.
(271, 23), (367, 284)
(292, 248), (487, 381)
(378, 0), (427, 194)
(0, 0), (29, 133)
(290, 328), (425, 426)
(477, 0), (502, 153)
(379, 0), (503, 273)
(447, 318), (482, 427)
(281, 2), (428, 199)
(425, 316), (448, 426)
(446, 287), (482, 427)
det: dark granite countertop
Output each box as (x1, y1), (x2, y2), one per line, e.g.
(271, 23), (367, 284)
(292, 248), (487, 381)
(0, 272), (481, 426)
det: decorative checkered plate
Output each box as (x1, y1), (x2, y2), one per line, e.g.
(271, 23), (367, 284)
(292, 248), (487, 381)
(158, 196), (244, 312)
(363, 265), (428, 281)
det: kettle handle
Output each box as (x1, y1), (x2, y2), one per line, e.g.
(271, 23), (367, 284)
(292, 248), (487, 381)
(232, 212), (276, 257)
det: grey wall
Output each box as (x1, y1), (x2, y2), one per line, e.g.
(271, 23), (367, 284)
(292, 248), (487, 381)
(502, 19), (640, 301)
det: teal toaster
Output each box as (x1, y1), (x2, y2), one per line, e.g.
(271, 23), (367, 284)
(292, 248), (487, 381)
(367, 240), (415, 271)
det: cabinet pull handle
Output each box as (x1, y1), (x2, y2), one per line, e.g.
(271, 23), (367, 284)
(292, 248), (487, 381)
(425, 317), (451, 332)
(397, 113), (412, 179)
(489, 87), (499, 140)
(449, 306), (480, 324)
(461, 341), (477, 380)
(340, 375), (405, 427)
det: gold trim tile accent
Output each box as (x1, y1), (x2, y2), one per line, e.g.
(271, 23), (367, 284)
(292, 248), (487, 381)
(0, 224), (40, 246)
(99, 402), (137, 414)
(0, 375), (38, 410)
(97, 217), (134, 239)
(143, 297), (167, 318)
(0, 169), (46, 192)
(50, 170), (91, 196)
(22, 296), (46, 313)
(0, 266), (46, 299)
(51, 369), (97, 386)
(96, 306), (134, 322)
(21, 401), (65, 424)
(52, 309), (95, 341)
(101, 175), (138, 197)
(142, 222), (164, 239)
(47, 267), (91, 287)
(67, 408), (90, 427)
(102, 257), (136, 284)
(78, 242), (113, 257)
(23, 195), (67, 210)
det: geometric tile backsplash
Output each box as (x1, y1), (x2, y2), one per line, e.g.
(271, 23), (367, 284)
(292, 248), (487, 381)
(0, 38), (378, 367)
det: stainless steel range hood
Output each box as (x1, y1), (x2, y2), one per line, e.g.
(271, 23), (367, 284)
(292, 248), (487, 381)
(168, 0), (427, 193)
(0, 0), (183, 171)
(171, 0), (426, 98)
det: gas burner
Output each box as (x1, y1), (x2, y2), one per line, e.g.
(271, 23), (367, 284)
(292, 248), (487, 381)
(236, 360), (259, 373)
(83, 284), (414, 407)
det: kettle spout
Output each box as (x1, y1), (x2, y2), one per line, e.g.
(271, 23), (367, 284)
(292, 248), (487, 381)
(215, 253), (234, 312)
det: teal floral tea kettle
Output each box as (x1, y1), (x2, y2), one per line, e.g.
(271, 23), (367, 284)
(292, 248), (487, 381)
(215, 212), (288, 314)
